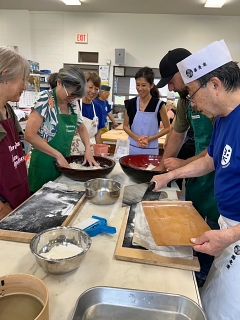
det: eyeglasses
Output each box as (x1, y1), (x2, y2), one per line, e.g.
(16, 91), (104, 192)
(186, 83), (205, 102)
(62, 83), (80, 100)
(62, 83), (69, 97)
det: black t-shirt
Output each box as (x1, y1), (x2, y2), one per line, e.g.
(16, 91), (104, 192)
(124, 96), (165, 128)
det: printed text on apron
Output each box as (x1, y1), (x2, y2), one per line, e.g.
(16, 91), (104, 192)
(0, 116), (30, 208)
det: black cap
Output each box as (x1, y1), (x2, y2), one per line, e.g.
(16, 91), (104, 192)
(156, 48), (191, 88)
(101, 84), (111, 91)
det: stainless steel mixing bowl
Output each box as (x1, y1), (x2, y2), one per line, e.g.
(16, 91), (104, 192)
(30, 227), (92, 274)
(84, 178), (122, 205)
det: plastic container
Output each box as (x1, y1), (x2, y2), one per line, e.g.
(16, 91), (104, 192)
(92, 144), (110, 156)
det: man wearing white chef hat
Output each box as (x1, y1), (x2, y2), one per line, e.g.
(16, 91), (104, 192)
(156, 47), (220, 288)
(153, 40), (240, 320)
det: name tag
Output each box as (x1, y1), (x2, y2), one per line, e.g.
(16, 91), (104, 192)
(191, 115), (200, 119)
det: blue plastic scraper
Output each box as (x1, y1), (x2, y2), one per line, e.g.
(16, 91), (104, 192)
(75, 216), (116, 237)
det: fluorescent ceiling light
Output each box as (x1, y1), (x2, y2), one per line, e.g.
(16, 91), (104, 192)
(204, 0), (225, 8)
(62, 0), (81, 5)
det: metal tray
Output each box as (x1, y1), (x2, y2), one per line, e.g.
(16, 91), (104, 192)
(71, 286), (207, 320)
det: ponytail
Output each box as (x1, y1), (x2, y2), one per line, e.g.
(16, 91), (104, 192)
(150, 84), (160, 99)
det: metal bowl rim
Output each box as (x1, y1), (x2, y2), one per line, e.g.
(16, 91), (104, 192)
(84, 178), (122, 191)
(30, 226), (92, 262)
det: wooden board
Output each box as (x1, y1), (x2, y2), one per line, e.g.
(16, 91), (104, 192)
(115, 206), (200, 272)
(142, 201), (211, 246)
(115, 124), (123, 130)
(0, 187), (85, 243)
(101, 129), (166, 147)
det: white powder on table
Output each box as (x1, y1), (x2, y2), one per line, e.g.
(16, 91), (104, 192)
(40, 243), (83, 259)
(69, 162), (100, 170)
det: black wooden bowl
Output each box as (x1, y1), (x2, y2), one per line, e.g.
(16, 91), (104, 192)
(119, 154), (166, 183)
(55, 155), (115, 182)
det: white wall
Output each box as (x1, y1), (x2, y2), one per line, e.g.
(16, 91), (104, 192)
(1, 10), (240, 76)
(0, 10), (31, 59)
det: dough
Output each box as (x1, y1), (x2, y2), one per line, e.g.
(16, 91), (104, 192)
(69, 161), (100, 170)
(40, 243), (83, 259)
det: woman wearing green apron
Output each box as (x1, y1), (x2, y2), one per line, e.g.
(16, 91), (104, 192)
(25, 66), (97, 193)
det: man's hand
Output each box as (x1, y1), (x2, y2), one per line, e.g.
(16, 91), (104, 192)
(0, 201), (12, 220)
(152, 161), (166, 172)
(164, 158), (187, 171)
(151, 172), (172, 190)
(191, 229), (234, 256)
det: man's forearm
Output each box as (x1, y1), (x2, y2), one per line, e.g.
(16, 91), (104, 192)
(168, 153), (214, 181)
(184, 148), (207, 165)
(162, 131), (186, 162)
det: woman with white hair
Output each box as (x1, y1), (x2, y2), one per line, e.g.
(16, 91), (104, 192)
(25, 66), (97, 193)
(0, 47), (30, 218)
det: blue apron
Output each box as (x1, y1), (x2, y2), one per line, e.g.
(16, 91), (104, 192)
(129, 97), (161, 155)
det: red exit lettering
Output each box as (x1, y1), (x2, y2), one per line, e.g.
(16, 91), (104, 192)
(75, 33), (88, 43)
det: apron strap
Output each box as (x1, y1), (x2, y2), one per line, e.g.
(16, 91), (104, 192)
(136, 97), (140, 111)
(155, 99), (161, 114)
(91, 101), (96, 117)
(78, 99), (96, 118)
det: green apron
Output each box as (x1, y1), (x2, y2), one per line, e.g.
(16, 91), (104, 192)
(28, 89), (77, 192)
(185, 106), (219, 221)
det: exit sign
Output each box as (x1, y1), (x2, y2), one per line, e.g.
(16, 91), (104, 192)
(75, 33), (88, 44)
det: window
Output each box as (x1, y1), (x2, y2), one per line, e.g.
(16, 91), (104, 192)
(78, 52), (99, 63)
(113, 66), (162, 105)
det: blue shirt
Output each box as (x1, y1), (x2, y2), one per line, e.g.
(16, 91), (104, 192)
(94, 98), (112, 124)
(82, 100), (105, 130)
(208, 105), (240, 221)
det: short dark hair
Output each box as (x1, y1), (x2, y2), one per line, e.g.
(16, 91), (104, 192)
(197, 61), (240, 92)
(85, 71), (101, 88)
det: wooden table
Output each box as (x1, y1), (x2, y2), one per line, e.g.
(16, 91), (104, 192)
(0, 164), (201, 319)
(101, 128), (166, 153)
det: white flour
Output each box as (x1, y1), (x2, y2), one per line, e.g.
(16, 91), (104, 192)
(146, 164), (156, 170)
(40, 243), (83, 259)
(69, 162), (100, 170)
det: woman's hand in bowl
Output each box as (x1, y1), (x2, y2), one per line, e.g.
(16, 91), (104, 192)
(83, 149), (99, 167)
(56, 154), (71, 168)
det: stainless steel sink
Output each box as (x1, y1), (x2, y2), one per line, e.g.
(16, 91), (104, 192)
(71, 287), (207, 320)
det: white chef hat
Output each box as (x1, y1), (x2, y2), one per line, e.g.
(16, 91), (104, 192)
(177, 40), (232, 84)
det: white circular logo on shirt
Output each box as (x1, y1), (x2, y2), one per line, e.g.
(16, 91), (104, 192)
(221, 144), (232, 167)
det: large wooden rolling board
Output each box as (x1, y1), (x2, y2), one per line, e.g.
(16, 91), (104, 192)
(115, 205), (200, 271)
(0, 187), (85, 243)
(101, 129), (166, 147)
(143, 201), (211, 246)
